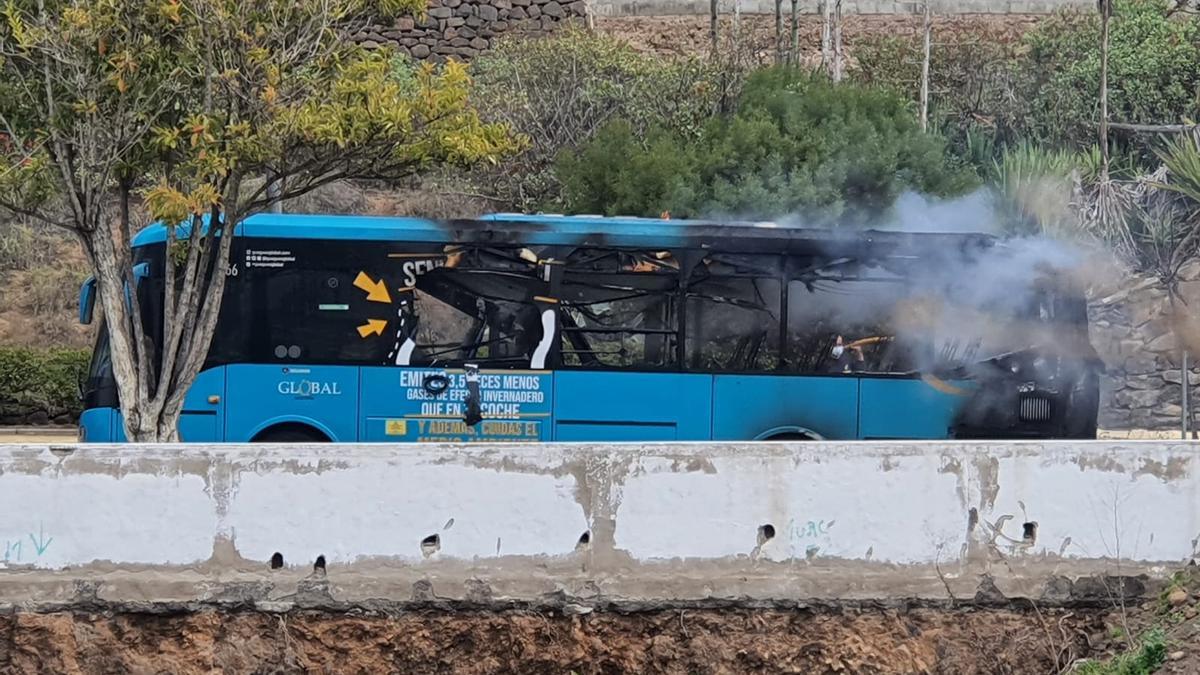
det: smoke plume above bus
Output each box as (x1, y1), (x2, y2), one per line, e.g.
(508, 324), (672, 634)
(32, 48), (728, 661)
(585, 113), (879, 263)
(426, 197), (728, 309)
(740, 188), (1103, 374)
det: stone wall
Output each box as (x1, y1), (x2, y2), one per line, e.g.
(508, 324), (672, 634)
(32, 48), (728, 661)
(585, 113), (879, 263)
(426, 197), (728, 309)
(1090, 263), (1200, 431)
(352, 0), (587, 61)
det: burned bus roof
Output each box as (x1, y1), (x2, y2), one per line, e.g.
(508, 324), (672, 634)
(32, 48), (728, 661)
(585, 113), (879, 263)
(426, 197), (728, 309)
(130, 212), (998, 256)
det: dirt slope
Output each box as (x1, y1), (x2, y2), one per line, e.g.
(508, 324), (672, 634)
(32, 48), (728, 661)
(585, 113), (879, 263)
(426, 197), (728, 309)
(0, 605), (1110, 675)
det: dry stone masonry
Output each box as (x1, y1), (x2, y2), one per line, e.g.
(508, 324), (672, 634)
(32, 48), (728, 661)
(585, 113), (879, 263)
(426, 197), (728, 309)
(1090, 262), (1200, 431)
(352, 0), (588, 61)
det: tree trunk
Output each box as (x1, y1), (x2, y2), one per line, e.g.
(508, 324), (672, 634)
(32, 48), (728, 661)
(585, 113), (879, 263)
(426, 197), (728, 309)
(820, 0), (832, 74)
(832, 0), (843, 82)
(86, 227), (161, 441)
(789, 0), (798, 66)
(1099, 0), (1111, 178)
(710, 0), (719, 55)
(1184, 349), (1191, 440)
(84, 195), (242, 443)
(733, 0), (741, 50)
(919, 1), (932, 132)
(775, 0), (783, 64)
(266, 173), (283, 214)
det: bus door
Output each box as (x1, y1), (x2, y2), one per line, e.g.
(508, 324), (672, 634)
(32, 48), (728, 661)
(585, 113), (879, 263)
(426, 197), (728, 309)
(178, 368), (226, 441)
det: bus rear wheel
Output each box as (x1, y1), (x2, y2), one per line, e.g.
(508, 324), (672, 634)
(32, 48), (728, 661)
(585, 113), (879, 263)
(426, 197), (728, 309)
(252, 424), (329, 443)
(765, 432), (817, 441)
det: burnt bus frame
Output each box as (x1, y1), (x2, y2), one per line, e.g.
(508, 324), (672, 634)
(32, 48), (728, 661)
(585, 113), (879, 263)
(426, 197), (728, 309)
(81, 220), (1102, 439)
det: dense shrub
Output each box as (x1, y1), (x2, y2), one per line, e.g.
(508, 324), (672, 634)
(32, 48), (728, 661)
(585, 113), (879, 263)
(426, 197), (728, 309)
(1024, 0), (1200, 149)
(471, 29), (724, 210)
(556, 69), (977, 223)
(854, 0), (1200, 161)
(0, 347), (89, 423)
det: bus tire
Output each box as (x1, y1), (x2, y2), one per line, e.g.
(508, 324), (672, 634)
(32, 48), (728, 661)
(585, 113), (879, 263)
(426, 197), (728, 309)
(764, 432), (817, 441)
(252, 424), (330, 443)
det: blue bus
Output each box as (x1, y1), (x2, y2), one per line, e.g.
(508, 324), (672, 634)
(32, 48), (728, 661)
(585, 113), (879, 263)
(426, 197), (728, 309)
(77, 213), (1101, 443)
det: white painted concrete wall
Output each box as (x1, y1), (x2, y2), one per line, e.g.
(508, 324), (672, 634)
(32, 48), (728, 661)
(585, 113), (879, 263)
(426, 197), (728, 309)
(0, 442), (1195, 605)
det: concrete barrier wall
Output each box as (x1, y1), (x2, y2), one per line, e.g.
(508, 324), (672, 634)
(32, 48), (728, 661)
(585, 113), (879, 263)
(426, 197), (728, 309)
(0, 441), (1196, 608)
(593, 0), (1092, 17)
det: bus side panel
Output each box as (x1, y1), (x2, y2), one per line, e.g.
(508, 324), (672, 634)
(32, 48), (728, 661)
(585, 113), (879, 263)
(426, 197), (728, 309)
(359, 367), (552, 442)
(178, 367), (226, 442)
(711, 375), (858, 440)
(224, 364), (360, 442)
(857, 378), (962, 440)
(552, 371), (712, 441)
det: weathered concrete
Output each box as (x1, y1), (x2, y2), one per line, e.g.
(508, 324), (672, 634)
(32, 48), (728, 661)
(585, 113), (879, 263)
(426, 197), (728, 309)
(593, 0), (1091, 17)
(0, 441), (1195, 610)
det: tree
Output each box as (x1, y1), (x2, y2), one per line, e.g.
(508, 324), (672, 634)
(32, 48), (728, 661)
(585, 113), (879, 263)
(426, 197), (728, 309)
(0, 0), (516, 441)
(774, 0), (783, 64)
(471, 29), (719, 211)
(1099, 0), (1113, 176)
(789, 0), (798, 66)
(556, 69), (977, 222)
(919, 1), (932, 133)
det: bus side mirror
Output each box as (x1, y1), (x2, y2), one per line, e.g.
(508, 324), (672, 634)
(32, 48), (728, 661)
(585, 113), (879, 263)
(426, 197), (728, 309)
(79, 277), (96, 325)
(76, 366), (87, 401)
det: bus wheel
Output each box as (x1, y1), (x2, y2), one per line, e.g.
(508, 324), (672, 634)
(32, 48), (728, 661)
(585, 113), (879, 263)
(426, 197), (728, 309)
(252, 424), (329, 443)
(765, 432), (816, 441)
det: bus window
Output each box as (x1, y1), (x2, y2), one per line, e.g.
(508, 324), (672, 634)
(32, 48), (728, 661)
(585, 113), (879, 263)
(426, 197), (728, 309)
(412, 288), (477, 365)
(559, 271), (677, 368)
(686, 277), (780, 371)
(256, 267), (390, 364)
(412, 267), (543, 368)
(786, 264), (911, 374)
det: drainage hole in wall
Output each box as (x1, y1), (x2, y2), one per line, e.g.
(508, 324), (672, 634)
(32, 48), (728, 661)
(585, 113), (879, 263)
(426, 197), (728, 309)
(421, 533), (441, 557)
(314, 555), (326, 572)
(968, 507), (979, 532)
(1022, 522), (1038, 544)
(758, 524), (776, 545)
(270, 552), (284, 570)
(576, 531), (591, 550)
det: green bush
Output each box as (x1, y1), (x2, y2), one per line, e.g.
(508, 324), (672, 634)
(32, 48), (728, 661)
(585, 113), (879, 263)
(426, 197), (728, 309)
(471, 28), (724, 211)
(556, 68), (978, 223)
(1024, 0), (1200, 149)
(0, 347), (90, 421)
(854, 0), (1200, 163)
(1075, 628), (1167, 675)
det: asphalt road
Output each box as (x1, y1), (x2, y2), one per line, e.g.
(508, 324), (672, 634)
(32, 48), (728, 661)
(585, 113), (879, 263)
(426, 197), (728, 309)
(0, 429), (76, 444)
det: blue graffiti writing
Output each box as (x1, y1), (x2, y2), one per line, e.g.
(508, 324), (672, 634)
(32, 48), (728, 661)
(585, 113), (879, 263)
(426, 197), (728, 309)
(29, 523), (52, 556)
(2, 523), (53, 563)
(787, 519), (835, 541)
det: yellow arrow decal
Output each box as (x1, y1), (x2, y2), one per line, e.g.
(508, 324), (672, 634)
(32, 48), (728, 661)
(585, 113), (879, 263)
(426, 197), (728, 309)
(354, 272), (392, 304)
(357, 319), (388, 338)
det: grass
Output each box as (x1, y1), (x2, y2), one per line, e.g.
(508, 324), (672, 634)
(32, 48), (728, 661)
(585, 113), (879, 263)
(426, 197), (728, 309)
(1074, 629), (1167, 675)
